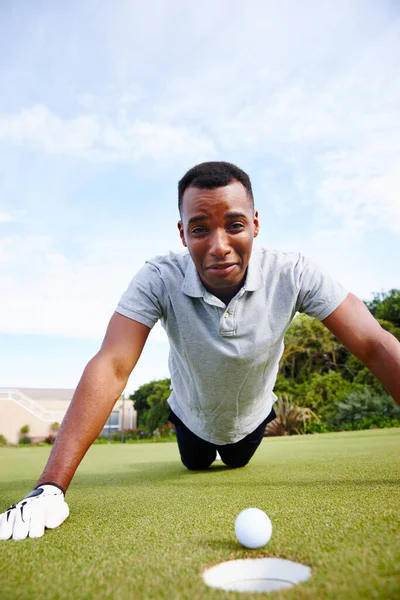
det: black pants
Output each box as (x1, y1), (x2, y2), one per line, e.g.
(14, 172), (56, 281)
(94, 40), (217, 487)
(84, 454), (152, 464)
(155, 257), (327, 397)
(168, 408), (276, 470)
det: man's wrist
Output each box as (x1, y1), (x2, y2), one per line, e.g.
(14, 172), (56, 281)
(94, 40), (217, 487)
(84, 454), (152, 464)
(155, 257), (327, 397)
(34, 482), (66, 495)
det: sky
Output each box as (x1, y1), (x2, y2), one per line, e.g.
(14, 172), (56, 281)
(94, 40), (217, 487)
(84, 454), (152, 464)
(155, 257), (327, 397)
(0, 0), (399, 395)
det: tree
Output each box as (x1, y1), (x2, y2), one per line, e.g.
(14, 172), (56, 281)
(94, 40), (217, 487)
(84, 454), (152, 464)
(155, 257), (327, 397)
(376, 319), (400, 341)
(365, 289), (400, 327)
(342, 353), (387, 392)
(130, 378), (171, 432)
(302, 371), (355, 414)
(280, 314), (347, 382)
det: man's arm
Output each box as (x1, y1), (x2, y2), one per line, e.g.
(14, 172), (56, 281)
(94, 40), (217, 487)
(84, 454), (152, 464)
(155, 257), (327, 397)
(35, 313), (151, 493)
(322, 293), (400, 404)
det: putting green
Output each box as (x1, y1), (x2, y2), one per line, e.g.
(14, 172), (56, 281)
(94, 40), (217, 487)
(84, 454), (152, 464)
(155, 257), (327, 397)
(0, 429), (399, 599)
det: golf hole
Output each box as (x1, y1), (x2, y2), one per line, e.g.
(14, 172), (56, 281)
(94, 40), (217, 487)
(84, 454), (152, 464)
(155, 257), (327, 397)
(203, 558), (311, 593)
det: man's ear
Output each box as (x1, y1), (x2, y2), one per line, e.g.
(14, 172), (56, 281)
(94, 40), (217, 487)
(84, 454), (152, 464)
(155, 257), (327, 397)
(253, 210), (260, 238)
(177, 221), (187, 247)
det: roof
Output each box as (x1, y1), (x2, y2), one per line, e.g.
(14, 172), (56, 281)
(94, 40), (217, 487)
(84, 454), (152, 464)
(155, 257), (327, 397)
(0, 388), (75, 402)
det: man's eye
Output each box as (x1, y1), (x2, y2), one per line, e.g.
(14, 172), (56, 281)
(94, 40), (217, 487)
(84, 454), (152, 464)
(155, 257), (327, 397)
(229, 222), (245, 230)
(191, 227), (206, 234)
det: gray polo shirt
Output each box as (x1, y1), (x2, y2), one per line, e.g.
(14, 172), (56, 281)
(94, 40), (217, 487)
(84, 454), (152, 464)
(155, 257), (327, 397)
(116, 246), (348, 444)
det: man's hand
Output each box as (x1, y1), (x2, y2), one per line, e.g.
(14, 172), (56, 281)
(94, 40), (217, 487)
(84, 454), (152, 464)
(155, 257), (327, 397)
(0, 484), (69, 541)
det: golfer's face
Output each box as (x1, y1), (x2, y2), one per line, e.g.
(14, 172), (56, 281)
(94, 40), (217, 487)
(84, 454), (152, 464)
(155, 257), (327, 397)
(178, 181), (259, 302)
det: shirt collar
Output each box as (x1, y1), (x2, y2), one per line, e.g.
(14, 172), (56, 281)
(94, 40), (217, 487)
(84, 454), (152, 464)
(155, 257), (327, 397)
(244, 245), (264, 291)
(181, 245), (264, 298)
(181, 255), (205, 298)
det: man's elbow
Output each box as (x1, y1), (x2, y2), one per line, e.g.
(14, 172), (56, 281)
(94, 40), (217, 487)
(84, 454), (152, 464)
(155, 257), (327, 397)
(360, 328), (396, 367)
(110, 356), (132, 384)
(86, 351), (131, 388)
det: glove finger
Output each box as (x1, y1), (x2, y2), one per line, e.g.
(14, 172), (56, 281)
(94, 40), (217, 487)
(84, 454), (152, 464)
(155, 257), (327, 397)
(45, 500), (69, 530)
(0, 509), (16, 540)
(28, 502), (45, 539)
(12, 501), (31, 541)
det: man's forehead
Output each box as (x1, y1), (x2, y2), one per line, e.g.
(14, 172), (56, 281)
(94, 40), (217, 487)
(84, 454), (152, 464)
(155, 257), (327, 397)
(181, 182), (252, 214)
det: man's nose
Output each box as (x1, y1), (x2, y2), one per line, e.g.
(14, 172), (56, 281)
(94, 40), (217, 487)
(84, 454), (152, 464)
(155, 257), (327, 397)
(209, 229), (231, 257)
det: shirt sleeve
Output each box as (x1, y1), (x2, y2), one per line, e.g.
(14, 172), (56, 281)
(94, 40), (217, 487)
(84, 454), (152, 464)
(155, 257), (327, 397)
(294, 254), (348, 320)
(115, 262), (165, 328)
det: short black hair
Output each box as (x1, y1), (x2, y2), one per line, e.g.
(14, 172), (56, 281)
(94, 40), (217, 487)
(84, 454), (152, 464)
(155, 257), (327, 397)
(178, 161), (254, 215)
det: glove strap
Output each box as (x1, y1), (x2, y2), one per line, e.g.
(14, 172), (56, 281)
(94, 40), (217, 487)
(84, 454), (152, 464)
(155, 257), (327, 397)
(34, 482), (66, 495)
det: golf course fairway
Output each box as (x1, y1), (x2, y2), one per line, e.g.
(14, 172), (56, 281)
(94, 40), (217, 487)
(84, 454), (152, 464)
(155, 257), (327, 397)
(0, 428), (398, 599)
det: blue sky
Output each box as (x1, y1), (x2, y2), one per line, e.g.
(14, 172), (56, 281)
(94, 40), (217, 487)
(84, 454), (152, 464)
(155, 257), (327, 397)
(0, 0), (399, 394)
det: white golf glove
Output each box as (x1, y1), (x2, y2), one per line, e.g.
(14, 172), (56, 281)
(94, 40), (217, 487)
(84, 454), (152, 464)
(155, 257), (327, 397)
(0, 483), (69, 541)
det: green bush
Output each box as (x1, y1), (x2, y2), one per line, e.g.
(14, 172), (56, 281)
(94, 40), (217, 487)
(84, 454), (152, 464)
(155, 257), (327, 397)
(273, 374), (304, 398)
(94, 429), (155, 444)
(332, 389), (400, 428)
(0, 434), (7, 446)
(340, 416), (400, 431)
(20, 425), (30, 435)
(301, 371), (356, 416)
(92, 437), (109, 444)
(303, 422), (336, 434)
(44, 435), (56, 445)
(152, 423), (176, 441)
(265, 395), (319, 436)
(93, 426), (177, 444)
(110, 430), (151, 442)
(19, 436), (32, 445)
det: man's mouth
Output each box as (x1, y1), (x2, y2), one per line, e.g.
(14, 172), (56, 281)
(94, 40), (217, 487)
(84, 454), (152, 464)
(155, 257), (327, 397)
(206, 263), (237, 274)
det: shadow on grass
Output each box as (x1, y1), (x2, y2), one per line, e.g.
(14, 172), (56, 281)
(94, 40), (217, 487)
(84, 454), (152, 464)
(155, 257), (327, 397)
(0, 462), (237, 500)
(201, 539), (242, 552)
(68, 461), (400, 493)
(1, 460), (398, 499)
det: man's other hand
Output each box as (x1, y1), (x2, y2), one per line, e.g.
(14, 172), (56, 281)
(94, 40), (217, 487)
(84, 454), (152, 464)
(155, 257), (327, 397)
(0, 484), (69, 541)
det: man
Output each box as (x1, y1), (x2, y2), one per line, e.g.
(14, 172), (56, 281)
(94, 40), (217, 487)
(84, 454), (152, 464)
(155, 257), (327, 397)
(1, 161), (399, 541)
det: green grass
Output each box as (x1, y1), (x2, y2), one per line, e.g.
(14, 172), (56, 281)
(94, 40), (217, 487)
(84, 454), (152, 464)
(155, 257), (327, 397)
(0, 429), (399, 600)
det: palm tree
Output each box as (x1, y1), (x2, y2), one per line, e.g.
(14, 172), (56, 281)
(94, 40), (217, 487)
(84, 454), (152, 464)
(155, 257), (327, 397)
(265, 395), (318, 436)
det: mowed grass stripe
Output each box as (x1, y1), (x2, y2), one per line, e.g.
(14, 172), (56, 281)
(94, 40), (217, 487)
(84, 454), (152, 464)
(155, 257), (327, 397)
(0, 429), (399, 600)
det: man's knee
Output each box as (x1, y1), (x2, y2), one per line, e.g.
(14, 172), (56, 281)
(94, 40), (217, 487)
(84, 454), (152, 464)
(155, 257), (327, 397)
(221, 456), (250, 469)
(182, 458), (214, 471)
(180, 449), (216, 471)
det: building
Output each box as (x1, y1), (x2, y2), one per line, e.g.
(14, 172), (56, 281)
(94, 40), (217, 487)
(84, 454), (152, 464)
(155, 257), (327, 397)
(0, 388), (137, 445)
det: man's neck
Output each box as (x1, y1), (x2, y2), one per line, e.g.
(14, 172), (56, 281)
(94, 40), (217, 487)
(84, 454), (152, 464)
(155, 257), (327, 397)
(204, 282), (244, 306)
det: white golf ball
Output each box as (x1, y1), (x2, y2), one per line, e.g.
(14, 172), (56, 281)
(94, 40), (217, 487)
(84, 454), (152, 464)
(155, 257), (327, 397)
(234, 508), (272, 549)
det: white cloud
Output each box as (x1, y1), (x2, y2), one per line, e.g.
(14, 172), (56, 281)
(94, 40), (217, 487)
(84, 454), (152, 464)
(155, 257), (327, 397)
(140, 4), (400, 238)
(0, 106), (99, 152)
(0, 104), (216, 162)
(0, 212), (13, 223)
(316, 170), (400, 235)
(1, 3), (399, 239)
(0, 229), (179, 340)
